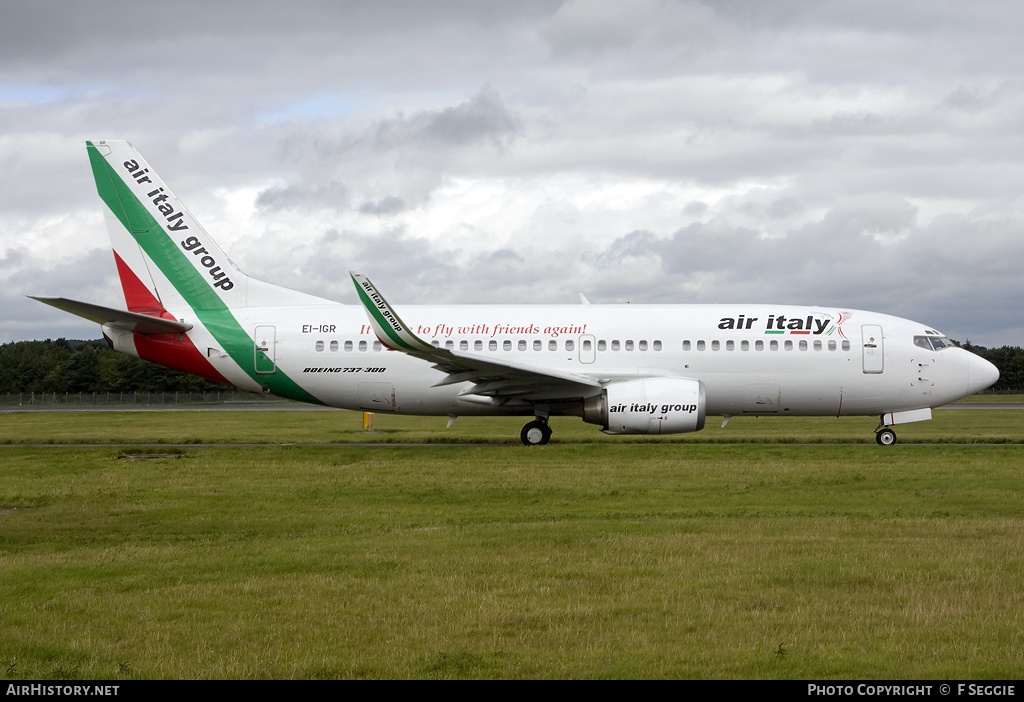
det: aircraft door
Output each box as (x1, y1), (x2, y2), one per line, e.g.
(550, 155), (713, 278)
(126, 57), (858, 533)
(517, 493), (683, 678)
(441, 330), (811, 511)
(254, 325), (276, 374)
(579, 334), (596, 364)
(862, 324), (884, 374)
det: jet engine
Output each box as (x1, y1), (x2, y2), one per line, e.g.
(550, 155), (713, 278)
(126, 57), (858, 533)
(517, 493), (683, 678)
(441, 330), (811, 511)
(582, 378), (706, 435)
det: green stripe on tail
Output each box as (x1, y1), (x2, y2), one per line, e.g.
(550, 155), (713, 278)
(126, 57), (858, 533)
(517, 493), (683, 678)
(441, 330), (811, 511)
(86, 141), (322, 405)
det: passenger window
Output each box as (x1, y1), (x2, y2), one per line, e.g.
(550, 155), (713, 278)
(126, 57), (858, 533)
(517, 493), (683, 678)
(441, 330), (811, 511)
(784, 340), (793, 351)
(475, 340), (483, 351)
(489, 340), (498, 351)
(828, 340), (836, 351)
(503, 340), (512, 351)
(330, 340), (339, 352)
(612, 340), (621, 351)
(626, 340), (634, 351)
(697, 340), (706, 351)
(460, 340), (469, 351)
(741, 340), (749, 351)
(534, 340), (542, 351)
(566, 340), (575, 351)
(653, 340), (662, 351)
(598, 340), (607, 351)
(639, 340), (648, 351)
(373, 341), (382, 351)
(445, 340), (454, 350)
(842, 340), (851, 351)
(315, 340), (324, 352)
(726, 340), (735, 351)
(711, 340), (720, 351)
(359, 340), (367, 351)
(518, 340), (527, 351)
(799, 340), (807, 351)
(344, 340), (353, 352)
(682, 340), (691, 351)
(755, 340), (764, 351)
(814, 340), (822, 351)
(549, 340), (558, 351)
(583, 339), (592, 351)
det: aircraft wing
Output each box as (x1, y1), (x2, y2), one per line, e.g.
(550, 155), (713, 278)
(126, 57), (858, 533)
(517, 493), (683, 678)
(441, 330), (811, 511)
(350, 273), (602, 405)
(30, 297), (193, 335)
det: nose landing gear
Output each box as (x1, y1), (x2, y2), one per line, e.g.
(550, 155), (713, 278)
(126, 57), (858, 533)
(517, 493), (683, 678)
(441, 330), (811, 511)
(875, 426), (897, 446)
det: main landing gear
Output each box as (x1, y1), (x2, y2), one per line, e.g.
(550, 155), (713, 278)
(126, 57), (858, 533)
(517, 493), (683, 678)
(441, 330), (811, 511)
(521, 418), (552, 446)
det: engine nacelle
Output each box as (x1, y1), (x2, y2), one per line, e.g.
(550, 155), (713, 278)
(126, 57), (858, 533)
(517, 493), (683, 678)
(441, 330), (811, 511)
(583, 378), (706, 435)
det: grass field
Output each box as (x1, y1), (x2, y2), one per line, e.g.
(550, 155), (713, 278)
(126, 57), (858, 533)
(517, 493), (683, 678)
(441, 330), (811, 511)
(2, 402), (1024, 445)
(1, 410), (1023, 679)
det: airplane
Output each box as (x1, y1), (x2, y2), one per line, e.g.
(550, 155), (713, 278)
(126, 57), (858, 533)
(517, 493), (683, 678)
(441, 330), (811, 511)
(33, 140), (999, 445)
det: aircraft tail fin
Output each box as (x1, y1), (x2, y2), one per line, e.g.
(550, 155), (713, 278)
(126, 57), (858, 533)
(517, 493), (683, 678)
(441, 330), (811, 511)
(86, 140), (329, 314)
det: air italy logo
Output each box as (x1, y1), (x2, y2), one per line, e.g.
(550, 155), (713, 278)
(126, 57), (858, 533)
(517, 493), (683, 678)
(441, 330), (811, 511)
(122, 159), (189, 232)
(717, 311), (852, 336)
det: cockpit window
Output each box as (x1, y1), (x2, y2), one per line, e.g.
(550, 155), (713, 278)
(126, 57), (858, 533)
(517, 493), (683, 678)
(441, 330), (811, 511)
(914, 335), (954, 351)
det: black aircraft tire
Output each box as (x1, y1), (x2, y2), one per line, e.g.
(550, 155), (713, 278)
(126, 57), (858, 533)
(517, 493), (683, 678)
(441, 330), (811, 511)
(521, 420), (552, 446)
(876, 428), (897, 446)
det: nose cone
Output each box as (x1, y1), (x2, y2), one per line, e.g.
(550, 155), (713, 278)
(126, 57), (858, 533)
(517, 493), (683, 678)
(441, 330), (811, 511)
(967, 353), (1000, 395)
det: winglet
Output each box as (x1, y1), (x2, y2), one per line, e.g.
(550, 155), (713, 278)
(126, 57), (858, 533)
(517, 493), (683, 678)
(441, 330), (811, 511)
(349, 272), (435, 352)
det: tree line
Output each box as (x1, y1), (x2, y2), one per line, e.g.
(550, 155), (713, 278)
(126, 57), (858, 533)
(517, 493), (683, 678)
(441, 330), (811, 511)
(1, 338), (1023, 395)
(0, 339), (222, 394)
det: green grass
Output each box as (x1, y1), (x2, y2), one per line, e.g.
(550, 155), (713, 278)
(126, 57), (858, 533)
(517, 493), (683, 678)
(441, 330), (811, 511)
(1, 406), (1023, 445)
(1, 411), (1023, 679)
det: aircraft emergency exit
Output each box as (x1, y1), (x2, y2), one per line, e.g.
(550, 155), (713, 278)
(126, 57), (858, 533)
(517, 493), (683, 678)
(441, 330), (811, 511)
(33, 141), (999, 445)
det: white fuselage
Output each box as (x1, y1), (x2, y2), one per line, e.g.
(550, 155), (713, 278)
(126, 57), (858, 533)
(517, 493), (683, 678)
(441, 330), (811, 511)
(201, 302), (994, 418)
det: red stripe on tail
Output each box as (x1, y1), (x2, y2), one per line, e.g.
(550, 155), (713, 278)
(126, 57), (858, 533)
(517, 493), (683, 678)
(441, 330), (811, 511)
(113, 250), (232, 385)
(113, 250), (177, 320)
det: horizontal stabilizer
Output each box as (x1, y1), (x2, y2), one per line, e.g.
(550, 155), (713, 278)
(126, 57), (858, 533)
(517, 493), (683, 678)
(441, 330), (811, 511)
(30, 297), (193, 335)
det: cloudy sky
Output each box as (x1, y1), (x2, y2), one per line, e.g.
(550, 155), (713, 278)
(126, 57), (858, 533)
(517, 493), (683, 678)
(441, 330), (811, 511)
(2, 0), (1022, 347)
